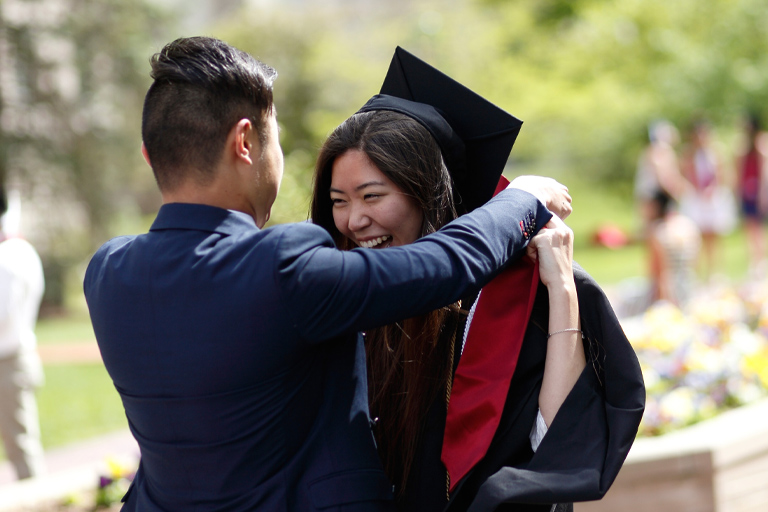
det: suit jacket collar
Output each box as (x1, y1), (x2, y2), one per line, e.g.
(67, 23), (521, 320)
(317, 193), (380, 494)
(150, 203), (258, 237)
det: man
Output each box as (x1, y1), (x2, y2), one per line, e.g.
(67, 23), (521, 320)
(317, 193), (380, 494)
(0, 187), (46, 480)
(84, 36), (571, 511)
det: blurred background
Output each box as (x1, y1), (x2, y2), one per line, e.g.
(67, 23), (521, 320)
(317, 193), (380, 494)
(3, 0), (768, 508)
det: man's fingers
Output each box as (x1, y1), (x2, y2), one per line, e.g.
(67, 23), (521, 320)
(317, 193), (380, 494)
(505, 174), (574, 227)
(550, 191), (572, 219)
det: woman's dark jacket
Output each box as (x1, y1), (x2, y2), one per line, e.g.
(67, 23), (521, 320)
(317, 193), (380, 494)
(398, 263), (645, 512)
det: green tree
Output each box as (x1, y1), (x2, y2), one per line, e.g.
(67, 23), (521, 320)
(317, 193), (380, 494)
(479, 0), (768, 182)
(0, 0), (171, 307)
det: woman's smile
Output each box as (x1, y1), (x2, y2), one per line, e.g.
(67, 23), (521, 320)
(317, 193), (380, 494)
(330, 150), (423, 248)
(358, 235), (392, 248)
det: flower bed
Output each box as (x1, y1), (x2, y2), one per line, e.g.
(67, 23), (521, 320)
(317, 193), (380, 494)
(624, 278), (768, 437)
(578, 277), (768, 512)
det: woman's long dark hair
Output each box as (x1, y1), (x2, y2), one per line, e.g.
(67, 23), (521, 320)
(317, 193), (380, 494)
(311, 110), (461, 496)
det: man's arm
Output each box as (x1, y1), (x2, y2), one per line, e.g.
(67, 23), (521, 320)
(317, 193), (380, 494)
(277, 187), (553, 343)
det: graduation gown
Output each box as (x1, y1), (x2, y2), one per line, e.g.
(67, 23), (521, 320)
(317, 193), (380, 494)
(398, 263), (645, 512)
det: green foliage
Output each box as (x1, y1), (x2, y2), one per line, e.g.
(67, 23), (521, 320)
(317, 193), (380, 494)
(1, 0), (174, 307)
(195, 0), (768, 225)
(4, 0), (765, 310)
(481, 0), (768, 184)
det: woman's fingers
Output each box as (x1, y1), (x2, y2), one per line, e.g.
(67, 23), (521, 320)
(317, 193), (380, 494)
(529, 216), (574, 288)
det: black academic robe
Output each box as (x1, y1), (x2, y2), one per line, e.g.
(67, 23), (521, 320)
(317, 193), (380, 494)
(399, 263), (645, 512)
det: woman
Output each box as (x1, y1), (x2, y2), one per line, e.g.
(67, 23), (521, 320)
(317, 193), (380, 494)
(311, 48), (644, 512)
(312, 114), (643, 511)
(679, 119), (736, 279)
(736, 113), (768, 274)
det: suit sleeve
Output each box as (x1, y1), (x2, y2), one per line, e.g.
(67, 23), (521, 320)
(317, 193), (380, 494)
(275, 188), (552, 343)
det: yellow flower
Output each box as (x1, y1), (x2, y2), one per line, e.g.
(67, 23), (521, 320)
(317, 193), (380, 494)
(106, 455), (136, 480)
(743, 348), (768, 388)
(630, 302), (693, 352)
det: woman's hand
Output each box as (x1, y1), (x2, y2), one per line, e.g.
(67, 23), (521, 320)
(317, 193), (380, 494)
(528, 214), (585, 428)
(525, 214), (574, 290)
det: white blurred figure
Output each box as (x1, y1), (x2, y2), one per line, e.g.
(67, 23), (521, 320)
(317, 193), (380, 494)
(680, 119), (737, 280)
(0, 186), (46, 480)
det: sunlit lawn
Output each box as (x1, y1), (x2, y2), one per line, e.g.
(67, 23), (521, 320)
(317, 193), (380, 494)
(37, 364), (128, 448)
(2, 179), (757, 462)
(0, 351), (126, 462)
(575, 227), (753, 286)
(35, 299), (128, 452)
(1, 301), (128, 461)
(35, 308), (96, 345)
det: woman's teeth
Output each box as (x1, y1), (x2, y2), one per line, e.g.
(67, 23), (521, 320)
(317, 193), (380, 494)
(359, 235), (390, 248)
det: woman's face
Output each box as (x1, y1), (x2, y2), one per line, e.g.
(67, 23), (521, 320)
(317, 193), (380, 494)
(330, 149), (423, 248)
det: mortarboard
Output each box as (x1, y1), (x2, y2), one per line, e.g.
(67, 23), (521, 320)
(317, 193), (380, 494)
(357, 46), (523, 212)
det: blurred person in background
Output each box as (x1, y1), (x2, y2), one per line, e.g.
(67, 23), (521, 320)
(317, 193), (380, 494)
(0, 186), (46, 480)
(736, 112), (768, 277)
(679, 118), (737, 281)
(627, 120), (690, 314)
(647, 189), (701, 308)
(634, 120), (688, 236)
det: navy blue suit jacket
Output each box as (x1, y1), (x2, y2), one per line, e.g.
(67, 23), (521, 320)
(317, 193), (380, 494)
(84, 189), (549, 511)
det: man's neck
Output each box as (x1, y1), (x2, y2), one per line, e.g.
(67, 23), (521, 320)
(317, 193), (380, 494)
(160, 182), (270, 228)
(161, 187), (241, 212)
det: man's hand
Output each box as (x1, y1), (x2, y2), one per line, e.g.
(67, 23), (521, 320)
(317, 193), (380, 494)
(507, 175), (572, 219)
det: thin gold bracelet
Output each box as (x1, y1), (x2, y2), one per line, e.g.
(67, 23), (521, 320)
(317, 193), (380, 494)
(547, 328), (582, 339)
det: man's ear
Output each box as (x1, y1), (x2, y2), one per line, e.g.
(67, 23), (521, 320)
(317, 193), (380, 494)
(233, 119), (257, 166)
(141, 142), (151, 168)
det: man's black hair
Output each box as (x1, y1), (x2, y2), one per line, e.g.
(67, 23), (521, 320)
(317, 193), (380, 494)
(141, 37), (277, 190)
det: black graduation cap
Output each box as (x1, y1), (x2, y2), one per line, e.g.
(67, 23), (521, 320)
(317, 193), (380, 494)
(357, 46), (523, 212)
